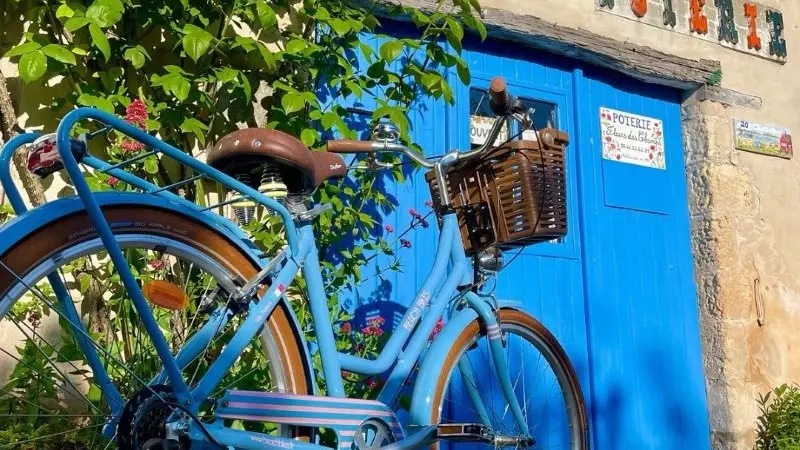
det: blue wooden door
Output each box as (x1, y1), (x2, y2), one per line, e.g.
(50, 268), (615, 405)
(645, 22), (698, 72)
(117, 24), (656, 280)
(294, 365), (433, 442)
(572, 66), (711, 450)
(445, 37), (712, 450)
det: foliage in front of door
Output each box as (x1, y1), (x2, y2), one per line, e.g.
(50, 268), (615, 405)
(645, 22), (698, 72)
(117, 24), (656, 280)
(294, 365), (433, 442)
(756, 384), (800, 450)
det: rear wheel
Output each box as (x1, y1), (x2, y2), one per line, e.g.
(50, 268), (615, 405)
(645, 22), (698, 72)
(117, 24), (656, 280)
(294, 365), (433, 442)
(431, 309), (588, 450)
(0, 206), (310, 449)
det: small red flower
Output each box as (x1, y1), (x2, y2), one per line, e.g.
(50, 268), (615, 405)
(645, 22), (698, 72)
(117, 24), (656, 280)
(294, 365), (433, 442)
(107, 176), (120, 187)
(121, 139), (145, 153)
(424, 199), (434, 208)
(384, 224), (394, 233)
(409, 208), (421, 219)
(340, 322), (352, 333)
(615, 154), (621, 160)
(367, 316), (385, 326)
(400, 239), (412, 248)
(656, 131), (662, 136)
(429, 317), (445, 342)
(149, 259), (166, 270)
(649, 153), (654, 160)
(650, 145), (656, 151)
(605, 136), (612, 143)
(125, 99), (148, 129)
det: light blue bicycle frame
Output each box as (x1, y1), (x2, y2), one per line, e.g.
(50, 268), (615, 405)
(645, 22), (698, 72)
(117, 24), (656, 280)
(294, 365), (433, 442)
(0, 107), (529, 449)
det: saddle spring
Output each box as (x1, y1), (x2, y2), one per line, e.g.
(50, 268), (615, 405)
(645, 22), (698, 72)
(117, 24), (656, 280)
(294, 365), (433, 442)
(230, 162), (289, 225)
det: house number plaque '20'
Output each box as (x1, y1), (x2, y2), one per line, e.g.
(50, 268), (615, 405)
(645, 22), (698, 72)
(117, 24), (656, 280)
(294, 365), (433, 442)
(596, 0), (787, 62)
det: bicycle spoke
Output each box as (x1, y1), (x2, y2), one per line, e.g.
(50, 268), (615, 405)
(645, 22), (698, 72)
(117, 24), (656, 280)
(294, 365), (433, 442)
(0, 423), (106, 449)
(7, 317), (103, 414)
(0, 345), (102, 415)
(0, 260), (172, 405)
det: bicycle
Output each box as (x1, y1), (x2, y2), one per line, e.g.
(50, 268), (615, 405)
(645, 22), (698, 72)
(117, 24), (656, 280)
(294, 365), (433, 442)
(0, 76), (587, 450)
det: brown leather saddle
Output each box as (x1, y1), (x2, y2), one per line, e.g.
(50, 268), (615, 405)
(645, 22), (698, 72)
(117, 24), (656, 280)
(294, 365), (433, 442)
(207, 128), (346, 194)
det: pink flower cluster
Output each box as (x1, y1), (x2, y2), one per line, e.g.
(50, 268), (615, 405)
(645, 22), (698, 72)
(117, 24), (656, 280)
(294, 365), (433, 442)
(125, 99), (148, 128)
(121, 99), (148, 153)
(149, 259), (166, 270)
(107, 176), (120, 187)
(409, 208), (428, 228)
(361, 316), (385, 337)
(340, 322), (352, 333)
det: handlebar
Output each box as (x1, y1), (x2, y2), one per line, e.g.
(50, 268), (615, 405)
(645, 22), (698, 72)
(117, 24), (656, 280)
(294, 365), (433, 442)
(327, 76), (525, 170)
(489, 77), (510, 115)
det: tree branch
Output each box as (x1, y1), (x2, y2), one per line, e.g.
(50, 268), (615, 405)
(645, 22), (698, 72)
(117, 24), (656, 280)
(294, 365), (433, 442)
(0, 70), (46, 207)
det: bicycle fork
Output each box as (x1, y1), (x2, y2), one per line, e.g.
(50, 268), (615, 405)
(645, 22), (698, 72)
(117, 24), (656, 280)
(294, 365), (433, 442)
(463, 292), (530, 437)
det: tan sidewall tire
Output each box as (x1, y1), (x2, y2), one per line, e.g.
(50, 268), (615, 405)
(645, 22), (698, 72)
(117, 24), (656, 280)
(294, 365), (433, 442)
(429, 309), (589, 450)
(0, 205), (310, 398)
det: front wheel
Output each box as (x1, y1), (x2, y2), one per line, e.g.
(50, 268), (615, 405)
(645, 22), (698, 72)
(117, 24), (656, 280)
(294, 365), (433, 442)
(431, 309), (589, 450)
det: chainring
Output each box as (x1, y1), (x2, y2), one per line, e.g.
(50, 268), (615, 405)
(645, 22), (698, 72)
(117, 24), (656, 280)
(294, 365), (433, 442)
(353, 419), (395, 450)
(116, 384), (188, 450)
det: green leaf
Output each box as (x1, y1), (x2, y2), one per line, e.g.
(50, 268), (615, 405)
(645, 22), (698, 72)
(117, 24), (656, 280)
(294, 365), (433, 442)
(411, 9), (430, 27)
(123, 47), (145, 69)
(285, 39), (307, 54)
(257, 43), (277, 69)
(255, 0), (277, 28)
(468, 0), (482, 13)
(64, 17), (90, 32)
(143, 157), (159, 175)
(86, 0), (124, 28)
(19, 50), (47, 83)
(42, 44), (77, 65)
(78, 274), (91, 293)
(445, 30), (462, 53)
(77, 93), (115, 113)
(55, 3), (75, 18)
(89, 23), (111, 61)
(4, 41), (41, 58)
(164, 65), (188, 75)
(462, 12), (487, 41)
(88, 384), (102, 402)
(300, 128), (317, 146)
(446, 17), (464, 41)
(389, 109), (409, 137)
(152, 72), (191, 102)
(182, 25), (213, 62)
(214, 67), (239, 84)
(180, 118), (209, 146)
(455, 56), (471, 84)
(379, 41), (403, 63)
(330, 18), (351, 36)
(281, 92), (305, 114)
(72, 47), (89, 56)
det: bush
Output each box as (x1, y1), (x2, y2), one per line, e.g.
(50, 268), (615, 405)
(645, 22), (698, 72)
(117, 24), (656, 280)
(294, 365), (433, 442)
(756, 384), (800, 450)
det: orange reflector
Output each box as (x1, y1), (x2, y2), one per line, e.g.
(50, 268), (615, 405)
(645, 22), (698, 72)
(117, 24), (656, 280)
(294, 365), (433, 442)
(143, 280), (189, 311)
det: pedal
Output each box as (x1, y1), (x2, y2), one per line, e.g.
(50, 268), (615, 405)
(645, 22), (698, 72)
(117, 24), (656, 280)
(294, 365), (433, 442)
(436, 423), (493, 443)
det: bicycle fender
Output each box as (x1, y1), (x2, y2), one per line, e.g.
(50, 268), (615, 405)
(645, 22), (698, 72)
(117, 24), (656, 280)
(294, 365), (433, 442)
(408, 301), (522, 425)
(0, 192), (316, 394)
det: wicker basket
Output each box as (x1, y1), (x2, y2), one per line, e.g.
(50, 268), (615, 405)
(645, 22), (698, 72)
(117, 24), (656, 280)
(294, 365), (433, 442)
(426, 128), (569, 254)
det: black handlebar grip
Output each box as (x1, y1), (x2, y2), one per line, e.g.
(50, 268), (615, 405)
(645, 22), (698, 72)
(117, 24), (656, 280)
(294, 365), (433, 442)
(489, 77), (509, 115)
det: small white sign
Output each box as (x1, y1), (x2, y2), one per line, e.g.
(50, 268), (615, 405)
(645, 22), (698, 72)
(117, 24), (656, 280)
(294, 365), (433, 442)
(470, 115), (508, 146)
(600, 107), (665, 169)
